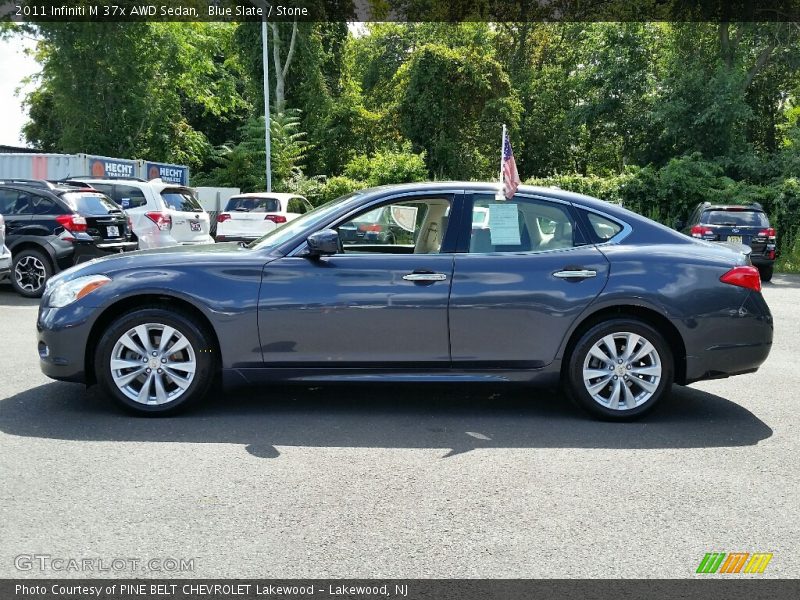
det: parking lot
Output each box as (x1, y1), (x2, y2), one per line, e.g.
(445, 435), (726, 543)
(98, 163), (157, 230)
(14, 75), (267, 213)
(0, 276), (798, 579)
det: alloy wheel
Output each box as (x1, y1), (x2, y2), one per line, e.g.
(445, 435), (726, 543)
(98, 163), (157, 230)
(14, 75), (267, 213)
(581, 331), (662, 411)
(110, 323), (197, 405)
(14, 255), (47, 293)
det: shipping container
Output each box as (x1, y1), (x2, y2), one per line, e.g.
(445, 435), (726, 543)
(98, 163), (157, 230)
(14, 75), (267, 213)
(0, 153), (190, 184)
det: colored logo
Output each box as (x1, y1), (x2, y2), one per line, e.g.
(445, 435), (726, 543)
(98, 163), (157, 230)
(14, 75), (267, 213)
(696, 552), (773, 574)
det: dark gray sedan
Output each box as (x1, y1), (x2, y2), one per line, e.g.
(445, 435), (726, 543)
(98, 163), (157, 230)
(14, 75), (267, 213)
(37, 183), (773, 420)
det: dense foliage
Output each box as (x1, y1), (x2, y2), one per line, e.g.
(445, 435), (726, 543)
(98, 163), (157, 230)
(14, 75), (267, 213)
(9, 21), (800, 267)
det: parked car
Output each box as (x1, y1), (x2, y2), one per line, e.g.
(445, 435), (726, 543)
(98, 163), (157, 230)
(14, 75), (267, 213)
(0, 214), (10, 279)
(679, 202), (777, 281)
(0, 181), (137, 297)
(63, 177), (213, 249)
(37, 182), (772, 420)
(215, 193), (312, 242)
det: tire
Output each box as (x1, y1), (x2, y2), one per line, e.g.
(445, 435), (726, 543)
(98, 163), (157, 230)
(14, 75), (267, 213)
(11, 248), (53, 298)
(95, 307), (216, 416)
(759, 265), (773, 282)
(565, 319), (674, 421)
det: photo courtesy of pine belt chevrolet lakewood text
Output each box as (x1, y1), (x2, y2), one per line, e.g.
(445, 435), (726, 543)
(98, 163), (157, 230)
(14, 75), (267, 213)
(36, 183), (773, 421)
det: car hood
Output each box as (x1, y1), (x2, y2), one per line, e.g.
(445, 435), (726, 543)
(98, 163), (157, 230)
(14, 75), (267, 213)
(47, 242), (269, 287)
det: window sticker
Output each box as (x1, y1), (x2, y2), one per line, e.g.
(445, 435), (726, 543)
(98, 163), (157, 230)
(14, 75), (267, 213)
(121, 198), (131, 208)
(390, 205), (418, 233)
(488, 203), (521, 245)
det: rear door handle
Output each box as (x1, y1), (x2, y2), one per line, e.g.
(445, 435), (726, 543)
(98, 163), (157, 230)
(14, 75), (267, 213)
(553, 269), (597, 279)
(403, 272), (448, 282)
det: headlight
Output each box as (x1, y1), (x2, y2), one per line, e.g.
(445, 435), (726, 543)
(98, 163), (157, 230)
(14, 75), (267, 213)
(48, 275), (111, 308)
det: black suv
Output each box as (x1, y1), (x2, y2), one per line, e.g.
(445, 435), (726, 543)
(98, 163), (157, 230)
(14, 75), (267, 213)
(680, 202), (777, 281)
(0, 180), (138, 297)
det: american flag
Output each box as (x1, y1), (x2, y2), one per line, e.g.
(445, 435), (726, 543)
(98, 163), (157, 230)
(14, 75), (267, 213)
(502, 130), (520, 199)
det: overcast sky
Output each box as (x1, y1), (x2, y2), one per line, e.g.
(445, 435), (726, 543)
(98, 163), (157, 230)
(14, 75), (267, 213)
(0, 36), (38, 147)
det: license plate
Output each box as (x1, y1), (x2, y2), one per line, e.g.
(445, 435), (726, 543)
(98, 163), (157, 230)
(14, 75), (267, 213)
(190, 221), (201, 232)
(106, 226), (119, 238)
(728, 235), (742, 244)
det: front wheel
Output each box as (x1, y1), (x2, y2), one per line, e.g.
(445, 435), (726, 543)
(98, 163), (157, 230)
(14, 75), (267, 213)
(95, 307), (216, 416)
(566, 319), (674, 421)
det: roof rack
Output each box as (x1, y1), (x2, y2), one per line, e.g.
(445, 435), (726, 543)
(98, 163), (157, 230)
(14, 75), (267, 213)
(0, 178), (52, 189)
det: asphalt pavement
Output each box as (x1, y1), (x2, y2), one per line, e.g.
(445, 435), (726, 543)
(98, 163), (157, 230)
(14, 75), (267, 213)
(0, 276), (798, 578)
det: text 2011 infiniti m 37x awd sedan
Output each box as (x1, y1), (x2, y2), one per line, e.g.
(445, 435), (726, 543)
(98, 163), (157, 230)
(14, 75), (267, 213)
(37, 183), (773, 420)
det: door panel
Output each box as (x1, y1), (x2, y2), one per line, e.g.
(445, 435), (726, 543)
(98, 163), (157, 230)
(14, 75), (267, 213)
(258, 254), (454, 365)
(450, 247), (609, 367)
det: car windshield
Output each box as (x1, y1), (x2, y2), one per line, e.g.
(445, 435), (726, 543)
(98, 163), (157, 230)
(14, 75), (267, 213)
(703, 210), (769, 227)
(225, 196), (281, 213)
(248, 192), (363, 251)
(161, 189), (203, 212)
(60, 192), (122, 215)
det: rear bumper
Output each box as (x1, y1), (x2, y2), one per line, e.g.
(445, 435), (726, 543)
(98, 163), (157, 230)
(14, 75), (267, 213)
(683, 291), (773, 384)
(72, 240), (139, 264)
(215, 235), (258, 243)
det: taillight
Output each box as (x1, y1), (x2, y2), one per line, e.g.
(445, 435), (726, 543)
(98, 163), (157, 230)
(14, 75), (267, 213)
(264, 214), (287, 224)
(720, 266), (761, 293)
(358, 224), (382, 232)
(691, 225), (712, 238)
(758, 227), (776, 241)
(217, 213), (231, 223)
(55, 214), (87, 233)
(145, 212), (172, 231)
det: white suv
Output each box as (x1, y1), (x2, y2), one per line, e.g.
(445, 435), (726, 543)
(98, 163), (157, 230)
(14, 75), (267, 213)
(215, 193), (312, 242)
(66, 178), (214, 249)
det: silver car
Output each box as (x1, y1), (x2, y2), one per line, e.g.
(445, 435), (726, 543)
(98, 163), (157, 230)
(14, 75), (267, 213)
(0, 214), (11, 279)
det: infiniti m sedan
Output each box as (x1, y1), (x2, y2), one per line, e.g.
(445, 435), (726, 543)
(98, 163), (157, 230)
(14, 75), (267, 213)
(37, 183), (772, 420)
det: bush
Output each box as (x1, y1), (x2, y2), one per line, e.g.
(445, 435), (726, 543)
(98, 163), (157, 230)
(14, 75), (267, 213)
(316, 176), (367, 206)
(343, 147), (428, 186)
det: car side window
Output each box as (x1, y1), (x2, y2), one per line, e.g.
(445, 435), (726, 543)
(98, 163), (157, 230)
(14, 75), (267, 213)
(287, 198), (310, 214)
(586, 212), (623, 241)
(468, 195), (577, 253)
(29, 195), (59, 216)
(336, 197), (452, 255)
(115, 185), (147, 209)
(0, 189), (20, 214)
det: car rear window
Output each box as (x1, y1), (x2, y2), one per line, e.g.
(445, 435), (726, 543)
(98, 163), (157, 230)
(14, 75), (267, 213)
(161, 189), (202, 212)
(703, 210), (769, 227)
(225, 196), (281, 213)
(61, 192), (121, 215)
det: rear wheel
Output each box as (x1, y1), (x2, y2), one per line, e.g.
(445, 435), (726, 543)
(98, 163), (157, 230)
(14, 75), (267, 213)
(11, 248), (52, 298)
(95, 307), (215, 416)
(566, 319), (674, 421)
(759, 265), (773, 282)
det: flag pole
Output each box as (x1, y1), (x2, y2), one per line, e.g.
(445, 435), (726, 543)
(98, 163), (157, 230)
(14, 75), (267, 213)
(498, 124), (506, 200)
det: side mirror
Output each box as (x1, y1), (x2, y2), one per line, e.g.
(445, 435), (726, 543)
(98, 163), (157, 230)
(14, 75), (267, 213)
(674, 219), (686, 231)
(306, 229), (340, 257)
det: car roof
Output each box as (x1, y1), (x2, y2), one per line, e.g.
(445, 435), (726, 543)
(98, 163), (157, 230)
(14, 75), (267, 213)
(230, 193), (305, 200)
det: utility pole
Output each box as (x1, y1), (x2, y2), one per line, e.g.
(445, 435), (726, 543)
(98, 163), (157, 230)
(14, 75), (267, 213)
(261, 17), (272, 192)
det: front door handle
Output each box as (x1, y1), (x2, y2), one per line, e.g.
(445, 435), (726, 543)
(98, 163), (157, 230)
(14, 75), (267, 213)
(553, 269), (597, 279)
(402, 272), (448, 282)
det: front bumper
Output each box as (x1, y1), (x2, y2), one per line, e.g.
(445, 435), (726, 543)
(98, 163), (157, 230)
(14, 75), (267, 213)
(37, 302), (97, 383)
(0, 244), (10, 278)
